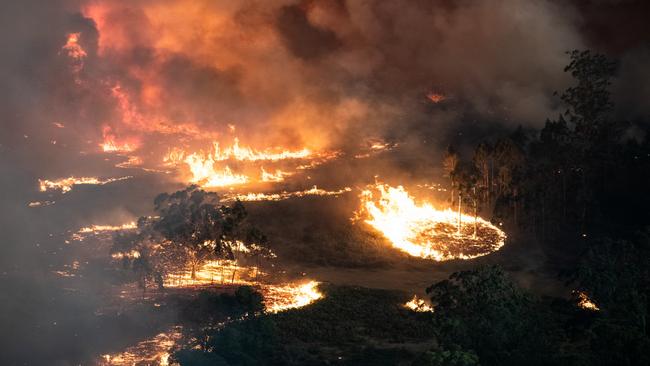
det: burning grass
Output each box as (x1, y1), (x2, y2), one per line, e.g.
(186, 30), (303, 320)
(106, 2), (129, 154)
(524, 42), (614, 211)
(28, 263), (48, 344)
(358, 183), (506, 261)
(38, 176), (132, 193)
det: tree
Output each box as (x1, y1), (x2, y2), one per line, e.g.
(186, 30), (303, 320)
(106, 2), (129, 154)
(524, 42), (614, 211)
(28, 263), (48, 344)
(453, 162), (480, 235)
(561, 50), (616, 145)
(426, 266), (564, 365)
(472, 142), (492, 208)
(443, 145), (460, 206)
(110, 186), (271, 288)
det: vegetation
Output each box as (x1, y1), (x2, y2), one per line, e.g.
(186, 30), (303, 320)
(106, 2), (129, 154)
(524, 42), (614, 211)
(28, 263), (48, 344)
(110, 186), (271, 289)
(173, 285), (435, 365)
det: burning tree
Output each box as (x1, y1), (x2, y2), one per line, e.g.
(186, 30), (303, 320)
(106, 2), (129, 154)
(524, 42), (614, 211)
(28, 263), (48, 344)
(110, 185), (272, 289)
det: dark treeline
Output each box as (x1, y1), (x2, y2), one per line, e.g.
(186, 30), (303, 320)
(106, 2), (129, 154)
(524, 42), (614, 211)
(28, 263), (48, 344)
(445, 50), (649, 246)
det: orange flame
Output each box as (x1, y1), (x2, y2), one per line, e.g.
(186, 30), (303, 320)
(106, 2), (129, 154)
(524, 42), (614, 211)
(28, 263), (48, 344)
(38, 176), (132, 193)
(358, 183), (506, 261)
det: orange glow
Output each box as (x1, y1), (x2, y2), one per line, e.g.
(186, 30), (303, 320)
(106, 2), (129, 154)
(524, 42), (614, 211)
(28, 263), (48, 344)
(99, 327), (182, 366)
(111, 250), (141, 259)
(184, 153), (249, 188)
(211, 138), (312, 162)
(38, 176), (132, 193)
(576, 291), (600, 311)
(404, 295), (433, 312)
(260, 167), (291, 183)
(162, 259), (322, 313)
(163, 259), (260, 288)
(226, 186), (352, 202)
(61, 32), (87, 60)
(426, 92), (446, 103)
(263, 281), (323, 313)
(101, 126), (139, 153)
(358, 183), (506, 261)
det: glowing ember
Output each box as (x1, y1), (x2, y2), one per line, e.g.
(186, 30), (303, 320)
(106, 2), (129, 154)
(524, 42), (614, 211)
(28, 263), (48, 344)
(78, 222), (137, 234)
(28, 200), (56, 207)
(576, 291), (600, 311)
(358, 183), (506, 261)
(404, 295), (433, 312)
(38, 176), (132, 193)
(263, 281), (323, 313)
(426, 92), (446, 103)
(111, 250), (141, 259)
(99, 326), (182, 366)
(225, 186), (352, 202)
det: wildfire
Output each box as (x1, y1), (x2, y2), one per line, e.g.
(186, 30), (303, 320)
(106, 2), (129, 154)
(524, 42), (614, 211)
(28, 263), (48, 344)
(260, 167), (291, 183)
(161, 259), (321, 312)
(358, 183), (506, 261)
(404, 295), (433, 312)
(184, 152), (249, 187)
(38, 176), (132, 193)
(99, 327), (182, 366)
(61, 33), (87, 60)
(78, 222), (138, 234)
(263, 281), (323, 313)
(72, 221), (137, 241)
(60, 32), (86, 83)
(224, 186), (352, 202)
(101, 126), (139, 153)
(576, 291), (600, 311)
(111, 250), (141, 259)
(163, 260), (260, 288)
(211, 138), (312, 162)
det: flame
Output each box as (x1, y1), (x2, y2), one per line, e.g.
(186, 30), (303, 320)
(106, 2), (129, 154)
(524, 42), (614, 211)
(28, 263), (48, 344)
(260, 167), (292, 183)
(226, 186), (352, 202)
(576, 291), (600, 311)
(38, 176), (132, 193)
(99, 327), (182, 366)
(78, 222), (137, 234)
(168, 139), (332, 188)
(358, 183), (506, 261)
(101, 126), (139, 153)
(61, 33), (87, 60)
(211, 138), (312, 162)
(184, 152), (249, 187)
(263, 281), (323, 313)
(404, 295), (433, 312)
(111, 250), (141, 259)
(163, 259), (260, 288)
(60, 32), (86, 84)
(72, 221), (137, 241)
(162, 259), (321, 312)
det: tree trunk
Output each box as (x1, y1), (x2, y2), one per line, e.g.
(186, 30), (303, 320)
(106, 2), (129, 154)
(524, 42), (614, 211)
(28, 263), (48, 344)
(457, 193), (462, 233)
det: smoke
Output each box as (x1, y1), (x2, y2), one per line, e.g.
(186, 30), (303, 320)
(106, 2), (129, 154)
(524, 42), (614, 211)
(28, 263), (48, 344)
(6, 0), (585, 155)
